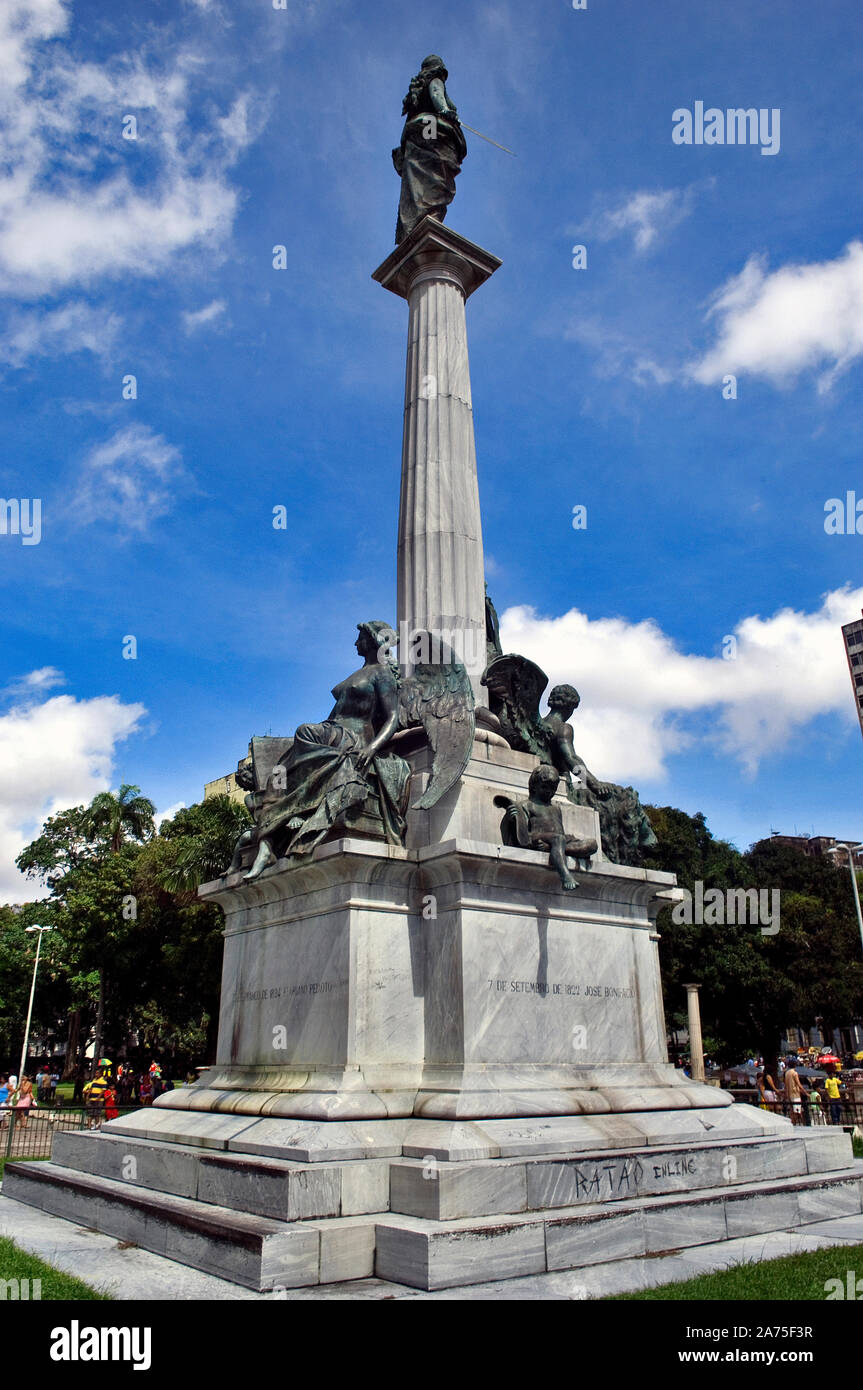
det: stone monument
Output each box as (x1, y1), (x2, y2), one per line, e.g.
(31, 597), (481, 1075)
(6, 58), (858, 1294)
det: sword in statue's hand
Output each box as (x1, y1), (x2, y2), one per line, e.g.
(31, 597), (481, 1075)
(448, 114), (517, 156)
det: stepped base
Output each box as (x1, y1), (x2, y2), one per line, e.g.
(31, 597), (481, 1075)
(4, 1108), (858, 1292)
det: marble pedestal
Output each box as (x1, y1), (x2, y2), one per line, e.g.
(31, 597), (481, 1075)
(149, 739), (720, 1124)
(158, 833), (715, 1123)
(10, 742), (854, 1291)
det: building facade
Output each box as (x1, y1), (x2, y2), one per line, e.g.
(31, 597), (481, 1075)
(204, 745), (252, 808)
(842, 608), (863, 740)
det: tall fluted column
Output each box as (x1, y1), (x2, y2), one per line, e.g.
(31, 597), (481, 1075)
(374, 217), (501, 705)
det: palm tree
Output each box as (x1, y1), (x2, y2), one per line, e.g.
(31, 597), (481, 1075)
(82, 785), (156, 1072)
(159, 796), (251, 895)
(84, 784), (156, 854)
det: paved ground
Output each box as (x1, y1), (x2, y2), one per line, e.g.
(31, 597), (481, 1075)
(1, 1191), (862, 1300)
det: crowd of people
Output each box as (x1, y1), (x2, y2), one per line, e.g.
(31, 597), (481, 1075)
(0, 1059), (180, 1130)
(77, 1061), (175, 1124)
(673, 1048), (858, 1129)
(756, 1059), (849, 1125)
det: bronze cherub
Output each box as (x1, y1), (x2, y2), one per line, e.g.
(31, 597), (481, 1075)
(495, 764), (597, 891)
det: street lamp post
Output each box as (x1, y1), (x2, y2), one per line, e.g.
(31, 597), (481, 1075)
(19, 925), (52, 1081)
(826, 843), (863, 960)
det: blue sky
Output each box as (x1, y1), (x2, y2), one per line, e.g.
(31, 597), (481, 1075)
(1, 0), (862, 898)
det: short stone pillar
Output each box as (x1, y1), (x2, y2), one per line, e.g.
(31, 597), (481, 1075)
(684, 983), (706, 1082)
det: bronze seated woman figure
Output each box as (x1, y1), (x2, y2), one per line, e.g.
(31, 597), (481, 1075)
(243, 621), (411, 880)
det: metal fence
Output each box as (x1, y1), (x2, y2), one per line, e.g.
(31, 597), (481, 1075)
(731, 1089), (863, 1129)
(1, 1105), (139, 1161)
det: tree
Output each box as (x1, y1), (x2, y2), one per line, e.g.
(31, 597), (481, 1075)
(14, 790), (244, 1076)
(156, 796), (250, 894)
(53, 846), (148, 1067)
(16, 786), (156, 1075)
(14, 806), (94, 889)
(132, 797), (251, 1064)
(745, 838), (863, 1048)
(83, 785), (156, 855)
(79, 786), (155, 1069)
(0, 901), (67, 1070)
(644, 807), (863, 1069)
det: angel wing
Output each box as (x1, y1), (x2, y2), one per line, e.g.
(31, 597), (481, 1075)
(398, 634), (475, 809)
(481, 653), (549, 759)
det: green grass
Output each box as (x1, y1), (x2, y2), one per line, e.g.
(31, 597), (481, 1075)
(0, 1235), (108, 1300)
(854, 1136), (863, 1159)
(610, 1242), (863, 1300)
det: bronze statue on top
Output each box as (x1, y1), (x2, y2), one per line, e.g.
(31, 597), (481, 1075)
(393, 55), (466, 244)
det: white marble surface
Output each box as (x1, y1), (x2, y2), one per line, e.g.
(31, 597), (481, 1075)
(194, 833), (720, 1121)
(104, 1105), (823, 1175)
(404, 742), (602, 855)
(3, 1188), (862, 1300)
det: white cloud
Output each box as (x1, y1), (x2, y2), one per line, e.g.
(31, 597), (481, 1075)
(0, 301), (121, 367)
(563, 316), (674, 385)
(156, 801), (187, 828)
(0, 0), (68, 90)
(499, 586), (863, 783)
(689, 241), (863, 390)
(2, 667), (65, 698)
(578, 185), (701, 254)
(181, 298), (226, 334)
(0, 0), (260, 297)
(73, 424), (190, 532)
(0, 680), (146, 903)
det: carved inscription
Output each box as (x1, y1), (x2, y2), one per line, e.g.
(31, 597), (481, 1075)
(487, 979), (635, 998)
(233, 980), (348, 1004)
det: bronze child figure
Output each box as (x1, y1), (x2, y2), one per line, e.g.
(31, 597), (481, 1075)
(496, 764), (597, 891)
(542, 683), (583, 780)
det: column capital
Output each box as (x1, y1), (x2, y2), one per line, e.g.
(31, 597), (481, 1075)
(373, 216), (501, 302)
